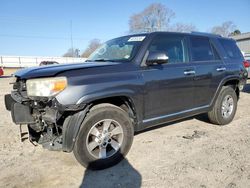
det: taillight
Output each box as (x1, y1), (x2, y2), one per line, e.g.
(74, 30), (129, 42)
(243, 60), (250, 68)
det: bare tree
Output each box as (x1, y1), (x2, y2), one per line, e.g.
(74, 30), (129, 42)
(129, 3), (175, 33)
(210, 21), (236, 37)
(81, 39), (102, 58)
(63, 48), (80, 57)
(170, 23), (197, 33)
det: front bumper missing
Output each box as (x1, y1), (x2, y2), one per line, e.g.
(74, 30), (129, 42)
(5, 91), (88, 152)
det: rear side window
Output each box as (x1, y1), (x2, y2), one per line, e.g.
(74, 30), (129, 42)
(219, 39), (242, 59)
(190, 37), (214, 61)
(148, 35), (188, 63)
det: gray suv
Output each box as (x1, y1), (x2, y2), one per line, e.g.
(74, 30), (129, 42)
(5, 32), (248, 170)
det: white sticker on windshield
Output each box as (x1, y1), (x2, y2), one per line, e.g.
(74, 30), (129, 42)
(128, 36), (145, 42)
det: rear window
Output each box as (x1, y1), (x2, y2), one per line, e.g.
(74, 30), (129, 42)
(190, 37), (214, 61)
(219, 39), (242, 60)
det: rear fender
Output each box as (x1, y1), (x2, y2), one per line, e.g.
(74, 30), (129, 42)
(210, 76), (240, 108)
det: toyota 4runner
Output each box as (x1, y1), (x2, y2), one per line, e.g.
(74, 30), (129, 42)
(5, 32), (248, 170)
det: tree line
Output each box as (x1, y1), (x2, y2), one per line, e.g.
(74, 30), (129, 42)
(63, 3), (241, 58)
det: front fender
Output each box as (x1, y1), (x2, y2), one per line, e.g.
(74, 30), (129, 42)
(61, 90), (142, 152)
(62, 106), (90, 152)
(76, 89), (136, 104)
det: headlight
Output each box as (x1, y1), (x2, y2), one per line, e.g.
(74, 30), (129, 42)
(26, 77), (67, 97)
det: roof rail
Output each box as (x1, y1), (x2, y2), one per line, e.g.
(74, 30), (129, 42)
(191, 31), (222, 37)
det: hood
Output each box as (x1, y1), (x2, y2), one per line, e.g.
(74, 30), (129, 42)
(14, 62), (120, 79)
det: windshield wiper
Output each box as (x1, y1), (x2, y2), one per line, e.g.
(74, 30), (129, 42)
(94, 59), (109, 62)
(88, 59), (116, 62)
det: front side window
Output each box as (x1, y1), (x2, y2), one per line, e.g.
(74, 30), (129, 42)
(148, 35), (188, 64)
(88, 35), (146, 62)
(191, 37), (214, 61)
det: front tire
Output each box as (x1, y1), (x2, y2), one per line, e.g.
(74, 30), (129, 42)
(208, 86), (238, 125)
(73, 103), (134, 170)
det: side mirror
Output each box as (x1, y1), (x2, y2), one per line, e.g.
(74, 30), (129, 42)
(146, 51), (169, 66)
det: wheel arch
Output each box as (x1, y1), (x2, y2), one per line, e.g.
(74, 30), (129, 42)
(90, 96), (137, 120)
(210, 76), (240, 108)
(62, 94), (138, 153)
(223, 79), (240, 99)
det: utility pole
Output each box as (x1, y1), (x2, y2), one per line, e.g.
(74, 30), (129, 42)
(70, 20), (74, 57)
(76, 49), (80, 57)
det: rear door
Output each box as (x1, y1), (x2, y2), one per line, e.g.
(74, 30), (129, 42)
(189, 36), (226, 107)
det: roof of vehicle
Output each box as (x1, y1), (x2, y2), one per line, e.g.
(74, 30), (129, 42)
(108, 31), (233, 48)
(124, 31), (230, 40)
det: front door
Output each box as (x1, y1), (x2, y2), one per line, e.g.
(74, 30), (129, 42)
(142, 34), (196, 123)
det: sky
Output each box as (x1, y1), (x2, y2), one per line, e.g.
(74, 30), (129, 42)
(0, 0), (250, 57)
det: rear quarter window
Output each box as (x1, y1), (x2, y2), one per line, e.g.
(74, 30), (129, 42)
(219, 39), (242, 60)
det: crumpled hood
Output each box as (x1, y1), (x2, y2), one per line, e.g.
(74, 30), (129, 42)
(14, 62), (119, 79)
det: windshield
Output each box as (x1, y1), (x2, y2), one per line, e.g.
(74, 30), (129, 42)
(87, 35), (146, 62)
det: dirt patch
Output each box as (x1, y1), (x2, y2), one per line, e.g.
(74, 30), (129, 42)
(182, 130), (207, 139)
(1, 78), (250, 188)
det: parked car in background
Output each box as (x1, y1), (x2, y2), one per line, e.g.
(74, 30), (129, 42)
(244, 54), (250, 78)
(39, 61), (59, 66)
(0, 67), (4, 76)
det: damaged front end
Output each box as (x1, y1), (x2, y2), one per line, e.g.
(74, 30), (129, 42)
(5, 77), (87, 151)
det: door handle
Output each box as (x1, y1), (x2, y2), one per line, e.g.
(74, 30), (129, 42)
(216, 67), (226, 72)
(184, 70), (196, 75)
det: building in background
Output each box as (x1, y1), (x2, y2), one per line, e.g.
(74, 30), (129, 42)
(232, 32), (250, 54)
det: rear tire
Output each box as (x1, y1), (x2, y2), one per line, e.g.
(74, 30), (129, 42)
(73, 103), (134, 170)
(208, 86), (237, 125)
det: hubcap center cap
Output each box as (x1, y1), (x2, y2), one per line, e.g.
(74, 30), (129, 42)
(96, 133), (111, 147)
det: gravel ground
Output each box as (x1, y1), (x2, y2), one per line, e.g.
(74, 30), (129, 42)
(0, 77), (250, 188)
